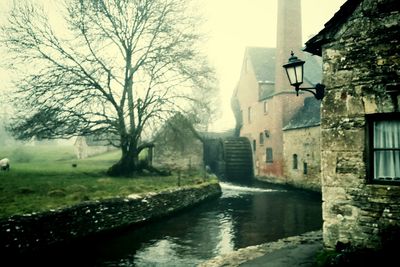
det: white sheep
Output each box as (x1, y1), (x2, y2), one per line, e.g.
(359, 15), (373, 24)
(0, 158), (10, 171)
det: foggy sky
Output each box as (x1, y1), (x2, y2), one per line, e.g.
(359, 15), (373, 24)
(0, 0), (346, 131)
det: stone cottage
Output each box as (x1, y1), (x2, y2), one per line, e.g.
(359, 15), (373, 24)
(283, 97), (321, 192)
(304, 0), (400, 250)
(231, 0), (322, 187)
(74, 136), (115, 159)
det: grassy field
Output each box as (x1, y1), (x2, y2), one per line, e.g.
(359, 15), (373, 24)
(0, 144), (210, 219)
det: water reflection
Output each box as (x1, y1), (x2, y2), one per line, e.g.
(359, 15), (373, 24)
(20, 181), (322, 267)
(220, 182), (286, 195)
(215, 213), (234, 255)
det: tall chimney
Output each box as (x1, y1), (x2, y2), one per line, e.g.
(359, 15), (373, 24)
(274, 0), (303, 93)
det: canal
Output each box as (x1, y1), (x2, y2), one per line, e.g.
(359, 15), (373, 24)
(23, 180), (322, 266)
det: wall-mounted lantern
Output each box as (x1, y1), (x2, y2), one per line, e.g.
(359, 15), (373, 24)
(282, 51), (325, 100)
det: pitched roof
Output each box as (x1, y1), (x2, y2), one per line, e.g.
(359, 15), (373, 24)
(245, 47), (322, 86)
(283, 97), (321, 130)
(304, 0), (363, 55)
(246, 47), (276, 83)
(303, 54), (323, 85)
(84, 135), (113, 146)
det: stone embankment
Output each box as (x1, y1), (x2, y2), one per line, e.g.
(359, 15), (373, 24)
(198, 230), (322, 267)
(0, 182), (221, 256)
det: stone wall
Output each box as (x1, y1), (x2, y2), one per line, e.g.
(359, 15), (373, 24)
(0, 182), (221, 256)
(319, 0), (400, 249)
(199, 230), (322, 267)
(153, 116), (204, 172)
(283, 126), (321, 192)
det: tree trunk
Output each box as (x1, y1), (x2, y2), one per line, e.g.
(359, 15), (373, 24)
(107, 138), (165, 177)
(107, 147), (139, 177)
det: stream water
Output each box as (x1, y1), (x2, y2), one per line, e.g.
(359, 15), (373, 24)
(22, 180), (322, 266)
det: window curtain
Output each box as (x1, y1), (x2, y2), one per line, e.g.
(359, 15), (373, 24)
(374, 120), (400, 180)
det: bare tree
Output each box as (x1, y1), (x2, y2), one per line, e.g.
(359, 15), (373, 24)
(0, 0), (218, 176)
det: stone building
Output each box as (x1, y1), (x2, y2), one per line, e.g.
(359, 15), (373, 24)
(152, 114), (204, 172)
(74, 136), (115, 159)
(304, 0), (400, 250)
(231, 0), (322, 187)
(283, 97), (321, 192)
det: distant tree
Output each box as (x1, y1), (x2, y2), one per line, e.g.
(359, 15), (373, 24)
(0, 0), (218, 176)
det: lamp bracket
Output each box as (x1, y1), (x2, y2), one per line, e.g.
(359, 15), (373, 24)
(295, 83), (325, 100)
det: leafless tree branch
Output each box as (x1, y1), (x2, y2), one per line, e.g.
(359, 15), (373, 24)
(1, 0), (219, 176)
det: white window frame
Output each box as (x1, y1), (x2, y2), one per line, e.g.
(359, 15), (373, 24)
(366, 113), (400, 184)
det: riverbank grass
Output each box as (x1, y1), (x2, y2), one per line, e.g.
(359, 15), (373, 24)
(0, 145), (212, 219)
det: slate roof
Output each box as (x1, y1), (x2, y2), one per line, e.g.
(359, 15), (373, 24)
(283, 97), (321, 130)
(245, 47), (322, 89)
(303, 54), (322, 86)
(84, 135), (114, 146)
(235, 48), (322, 130)
(246, 47), (276, 83)
(304, 0), (363, 55)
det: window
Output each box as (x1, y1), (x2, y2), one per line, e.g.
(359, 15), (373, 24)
(253, 139), (256, 152)
(259, 132), (264, 145)
(367, 113), (400, 183)
(264, 101), (268, 114)
(293, 154), (298, 169)
(303, 162), (308, 175)
(266, 147), (273, 163)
